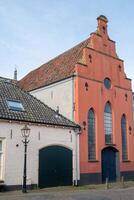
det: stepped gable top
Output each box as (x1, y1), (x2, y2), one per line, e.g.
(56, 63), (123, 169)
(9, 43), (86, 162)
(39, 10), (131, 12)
(19, 39), (89, 91)
(97, 15), (108, 22)
(0, 80), (79, 129)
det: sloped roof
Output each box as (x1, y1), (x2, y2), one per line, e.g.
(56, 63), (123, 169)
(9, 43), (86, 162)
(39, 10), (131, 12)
(19, 38), (89, 91)
(0, 76), (14, 83)
(0, 80), (79, 129)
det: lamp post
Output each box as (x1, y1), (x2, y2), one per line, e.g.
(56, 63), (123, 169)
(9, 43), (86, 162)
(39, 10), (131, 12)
(21, 124), (30, 193)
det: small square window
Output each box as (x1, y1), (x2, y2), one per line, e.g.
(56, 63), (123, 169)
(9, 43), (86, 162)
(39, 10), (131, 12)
(7, 100), (24, 111)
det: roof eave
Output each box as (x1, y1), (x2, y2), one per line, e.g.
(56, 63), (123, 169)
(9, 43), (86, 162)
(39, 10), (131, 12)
(0, 117), (80, 130)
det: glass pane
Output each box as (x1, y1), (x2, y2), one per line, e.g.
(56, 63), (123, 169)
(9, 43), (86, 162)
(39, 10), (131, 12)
(88, 109), (96, 160)
(121, 115), (128, 160)
(7, 100), (24, 111)
(104, 78), (111, 89)
(104, 103), (112, 144)
(104, 103), (111, 113)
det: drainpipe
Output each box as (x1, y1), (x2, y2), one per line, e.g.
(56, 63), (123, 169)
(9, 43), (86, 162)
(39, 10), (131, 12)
(72, 75), (75, 121)
(74, 128), (80, 186)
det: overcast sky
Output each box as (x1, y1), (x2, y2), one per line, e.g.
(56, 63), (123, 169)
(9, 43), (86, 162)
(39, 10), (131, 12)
(0, 0), (134, 89)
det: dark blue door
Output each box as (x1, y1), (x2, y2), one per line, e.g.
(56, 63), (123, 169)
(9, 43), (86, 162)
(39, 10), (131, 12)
(39, 146), (72, 188)
(102, 147), (117, 182)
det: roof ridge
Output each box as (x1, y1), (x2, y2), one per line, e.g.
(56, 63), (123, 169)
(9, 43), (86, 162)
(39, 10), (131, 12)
(0, 77), (14, 83)
(19, 37), (90, 91)
(40, 38), (89, 67)
(21, 38), (89, 77)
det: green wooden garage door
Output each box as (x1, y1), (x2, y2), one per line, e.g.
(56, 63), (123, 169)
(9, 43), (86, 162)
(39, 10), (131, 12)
(39, 145), (72, 188)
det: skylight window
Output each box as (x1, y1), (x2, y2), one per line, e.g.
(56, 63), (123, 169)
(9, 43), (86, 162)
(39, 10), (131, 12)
(7, 100), (24, 111)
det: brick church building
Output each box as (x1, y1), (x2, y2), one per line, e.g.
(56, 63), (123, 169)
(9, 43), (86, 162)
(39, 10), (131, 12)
(19, 15), (134, 184)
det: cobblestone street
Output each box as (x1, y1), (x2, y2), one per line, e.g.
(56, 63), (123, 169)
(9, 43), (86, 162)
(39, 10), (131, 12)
(0, 187), (134, 200)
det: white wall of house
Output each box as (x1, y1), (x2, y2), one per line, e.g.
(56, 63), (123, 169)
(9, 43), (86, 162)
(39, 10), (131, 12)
(30, 77), (74, 121)
(0, 121), (80, 187)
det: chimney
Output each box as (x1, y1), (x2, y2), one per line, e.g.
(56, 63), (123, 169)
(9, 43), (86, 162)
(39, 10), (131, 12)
(97, 15), (108, 38)
(14, 68), (17, 81)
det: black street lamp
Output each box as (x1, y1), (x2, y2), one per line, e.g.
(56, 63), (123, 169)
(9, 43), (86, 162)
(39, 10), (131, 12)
(21, 124), (30, 193)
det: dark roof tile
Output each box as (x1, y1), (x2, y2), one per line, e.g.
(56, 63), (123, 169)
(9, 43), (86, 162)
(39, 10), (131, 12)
(0, 80), (79, 129)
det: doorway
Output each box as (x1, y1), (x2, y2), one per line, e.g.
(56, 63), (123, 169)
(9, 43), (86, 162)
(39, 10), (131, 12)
(39, 145), (72, 188)
(101, 147), (119, 182)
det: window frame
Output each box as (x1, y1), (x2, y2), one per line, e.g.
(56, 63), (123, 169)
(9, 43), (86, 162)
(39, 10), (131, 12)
(6, 100), (24, 112)
(104, 102), (113, 144)
(88, 108), (96, 161)
(121, 114), (128, 161)
(104, 78), (111, 90)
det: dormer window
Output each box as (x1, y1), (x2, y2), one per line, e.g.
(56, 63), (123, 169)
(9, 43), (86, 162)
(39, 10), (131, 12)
(7, 100), (24, 111)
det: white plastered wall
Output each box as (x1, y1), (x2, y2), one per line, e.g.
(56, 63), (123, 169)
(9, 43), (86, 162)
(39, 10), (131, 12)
(0, 121), (80, 186)
(30, 77), (74, 121)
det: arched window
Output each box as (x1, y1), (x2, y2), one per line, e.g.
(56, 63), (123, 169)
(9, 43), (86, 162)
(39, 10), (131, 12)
(88, 109), (96, 160)
(104, 102), (112, 144)
(121, 114), (128, 160)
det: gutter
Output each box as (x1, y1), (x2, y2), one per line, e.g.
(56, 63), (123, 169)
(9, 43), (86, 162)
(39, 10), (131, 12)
(0, 117), (81, 130)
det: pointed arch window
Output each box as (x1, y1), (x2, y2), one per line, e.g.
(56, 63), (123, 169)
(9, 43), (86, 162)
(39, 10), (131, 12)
(121, 114), (128, 160)
(104, 102), (112, 144)
(88, 109), (96, 160)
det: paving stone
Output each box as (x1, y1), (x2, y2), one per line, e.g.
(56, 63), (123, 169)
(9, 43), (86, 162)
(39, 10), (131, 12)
(0, 187), (134, 200)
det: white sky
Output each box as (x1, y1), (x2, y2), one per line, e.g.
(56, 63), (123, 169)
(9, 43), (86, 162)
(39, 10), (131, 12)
(0, 0), (134, 89)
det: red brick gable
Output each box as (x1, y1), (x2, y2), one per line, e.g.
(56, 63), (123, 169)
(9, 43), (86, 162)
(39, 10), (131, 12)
(19, 39), (89, 91)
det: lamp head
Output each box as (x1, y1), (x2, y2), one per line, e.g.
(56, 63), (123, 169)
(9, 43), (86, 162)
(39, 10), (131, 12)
(21, 124), (30, 138)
